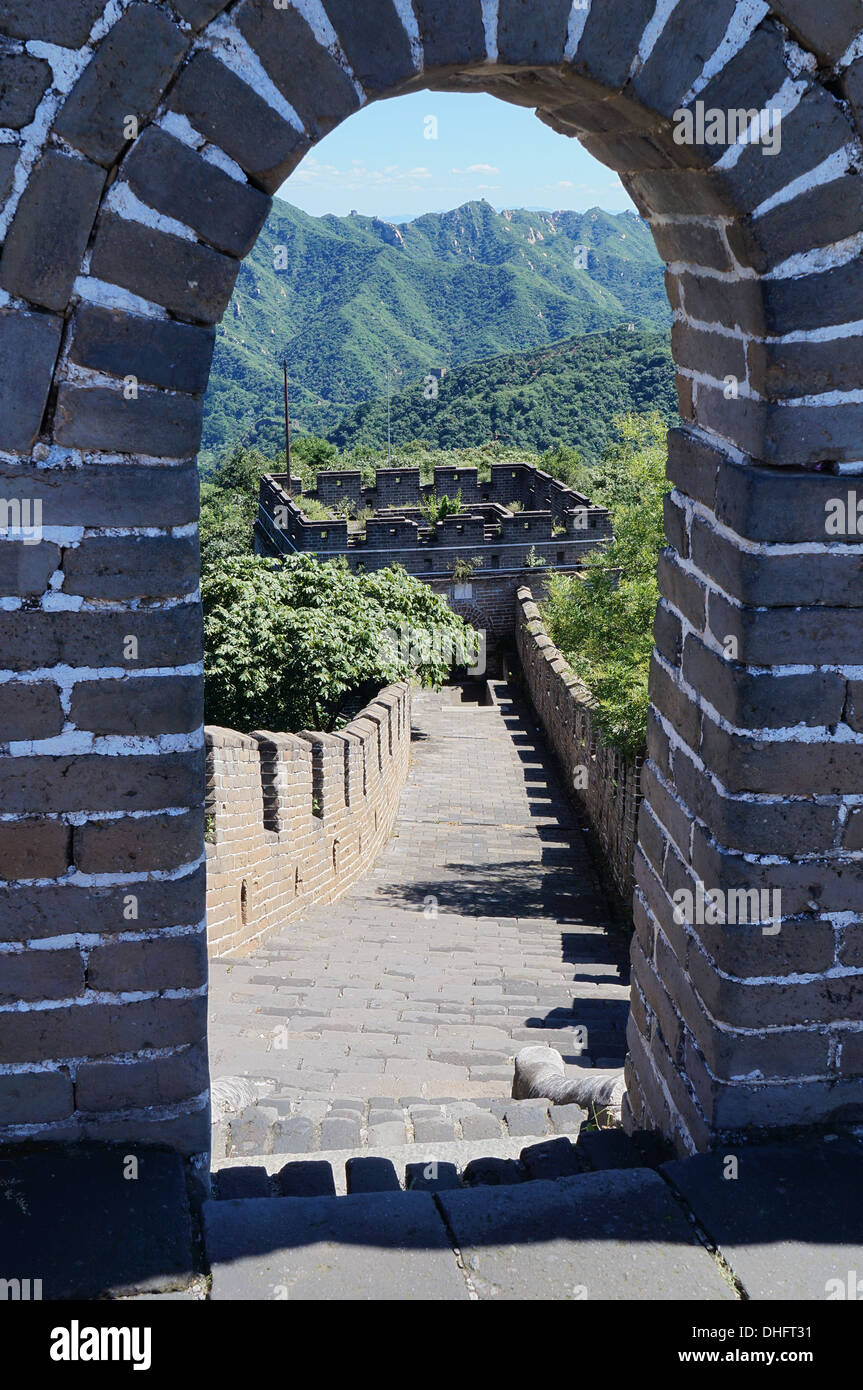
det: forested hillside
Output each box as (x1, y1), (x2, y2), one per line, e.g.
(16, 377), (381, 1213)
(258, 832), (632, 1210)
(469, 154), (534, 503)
(327, 326), (676, 460)
(201, 199), (670, 461)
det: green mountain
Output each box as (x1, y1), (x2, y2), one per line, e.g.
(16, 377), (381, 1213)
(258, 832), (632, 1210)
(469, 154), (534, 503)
(326, 326), (676, 461)
(201, 199), (670, 461)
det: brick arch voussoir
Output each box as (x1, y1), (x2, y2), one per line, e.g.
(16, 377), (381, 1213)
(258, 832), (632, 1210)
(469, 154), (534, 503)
(4, 0), (861, 468)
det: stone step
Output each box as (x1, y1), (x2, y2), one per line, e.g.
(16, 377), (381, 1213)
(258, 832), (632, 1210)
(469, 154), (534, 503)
(211, 1124), (663, 1199)
(213, 1094), (589, 1159)
(11, 1139), (859, 1301)
(203, 1166), (738, 1301)
(212, 1134), (562, 1198)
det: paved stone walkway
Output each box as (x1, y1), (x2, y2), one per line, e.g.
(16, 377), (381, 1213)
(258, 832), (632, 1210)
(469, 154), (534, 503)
(208, 683), (631, 1158)
(6, 691), (860, 1304)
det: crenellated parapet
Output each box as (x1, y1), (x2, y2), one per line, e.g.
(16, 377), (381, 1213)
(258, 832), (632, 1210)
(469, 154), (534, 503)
(204, 685), (411, 958)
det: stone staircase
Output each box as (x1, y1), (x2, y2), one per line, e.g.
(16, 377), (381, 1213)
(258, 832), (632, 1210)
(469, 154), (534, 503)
(216, 1093), (584, 1163)
(210, 1095), (668, 1199)
(200, 681), (662, 1296)
(189, 685), (858, 1299)
(5, 1135), (861, 1301)
(203, 1104), (736, 1302)
(199, 1129), (863, 1301)
(208, 682), (631, 1163)
(203, 1160), (740, 1301)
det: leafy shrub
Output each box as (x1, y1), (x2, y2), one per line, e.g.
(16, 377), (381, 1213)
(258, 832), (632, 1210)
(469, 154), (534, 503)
(420, 490), (462, 532)
(540, 411), (669, 759)
(297, 497), (332, 521)
(452, 555), (483, 584)
(203, 553), (476, 733)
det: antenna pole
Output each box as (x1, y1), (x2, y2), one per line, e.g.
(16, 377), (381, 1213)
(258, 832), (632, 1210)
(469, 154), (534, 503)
(283, 359), (292, 496)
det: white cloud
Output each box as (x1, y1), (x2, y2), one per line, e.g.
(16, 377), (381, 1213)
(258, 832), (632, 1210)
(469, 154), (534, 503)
(291, 157), (341, 183)
(450, 163), (500, 175)
(291, 156), (431, 187)
(542, 180), (628, 199)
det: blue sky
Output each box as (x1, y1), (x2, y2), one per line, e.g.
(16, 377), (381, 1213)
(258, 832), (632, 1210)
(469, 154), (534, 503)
(278, 90), (635, 222)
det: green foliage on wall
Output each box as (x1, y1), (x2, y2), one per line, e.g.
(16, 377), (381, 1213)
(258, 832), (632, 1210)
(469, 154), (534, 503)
(419, 490), (462, 531)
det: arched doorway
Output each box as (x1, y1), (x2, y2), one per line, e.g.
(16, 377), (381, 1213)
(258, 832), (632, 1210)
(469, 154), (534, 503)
(1, 0), (861, 1156)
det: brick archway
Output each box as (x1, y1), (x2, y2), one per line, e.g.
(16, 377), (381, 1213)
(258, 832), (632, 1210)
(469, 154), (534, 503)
(1, 0), (862, 1157)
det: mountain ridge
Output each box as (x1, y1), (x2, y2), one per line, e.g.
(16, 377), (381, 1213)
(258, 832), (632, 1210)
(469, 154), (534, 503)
(201, 198), (670, 460)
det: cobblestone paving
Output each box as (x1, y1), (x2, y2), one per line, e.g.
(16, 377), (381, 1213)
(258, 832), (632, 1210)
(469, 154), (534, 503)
(209, 684), (631, 1157)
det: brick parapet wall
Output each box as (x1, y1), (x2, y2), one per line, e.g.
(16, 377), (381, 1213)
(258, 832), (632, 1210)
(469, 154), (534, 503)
(204, 684), (411, 959)
(515, 588), (643, 915)
(311, 463), (594, 515)
(256, 514), (610, 579)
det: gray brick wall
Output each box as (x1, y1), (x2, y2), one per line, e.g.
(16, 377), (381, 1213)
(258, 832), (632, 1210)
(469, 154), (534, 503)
(255, 467), (614, 582)
(205, 686), (411, 958)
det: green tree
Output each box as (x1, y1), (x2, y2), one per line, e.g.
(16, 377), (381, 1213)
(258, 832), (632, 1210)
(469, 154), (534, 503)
(205, 441), (271, 493)
(203, 553), (477, 733)
(540, 411), (669, 759)
(291, 435), (339, 471)
(199, 442), (274, 571)
(540, 441), (590, 493)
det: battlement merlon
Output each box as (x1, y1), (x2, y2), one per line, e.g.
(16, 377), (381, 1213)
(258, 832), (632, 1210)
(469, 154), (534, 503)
(254, 462), (613, 577)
